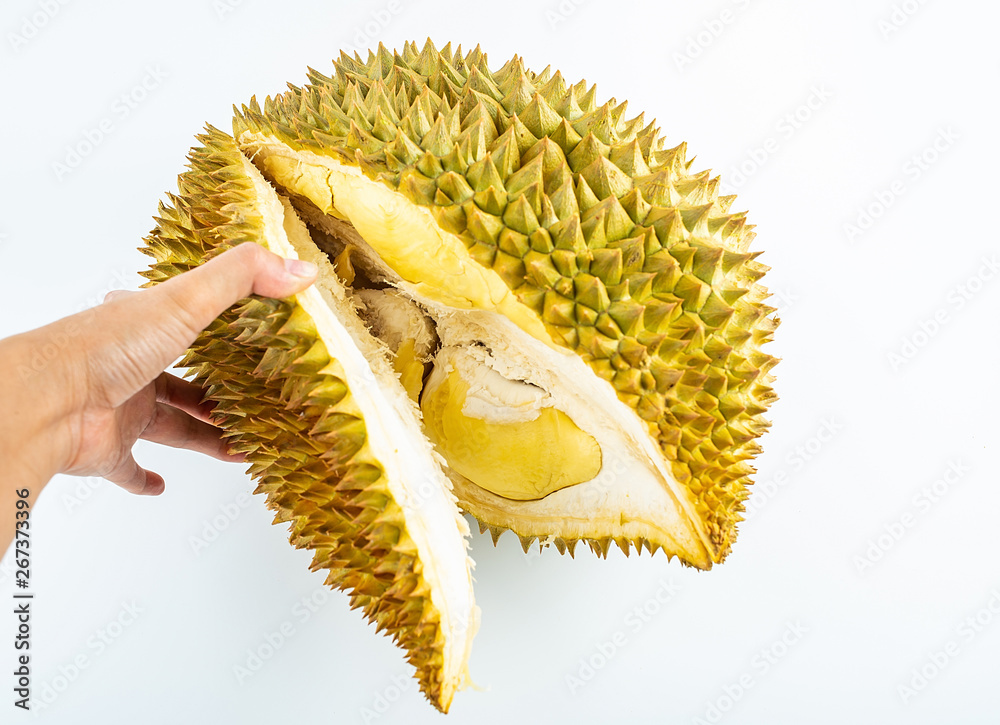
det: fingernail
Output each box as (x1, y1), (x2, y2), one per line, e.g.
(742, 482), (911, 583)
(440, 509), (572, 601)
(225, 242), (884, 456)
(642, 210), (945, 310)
(285, 259), (317, 279)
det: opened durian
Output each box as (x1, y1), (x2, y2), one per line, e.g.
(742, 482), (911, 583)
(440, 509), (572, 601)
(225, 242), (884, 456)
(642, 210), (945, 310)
(141, 39), (777, 712)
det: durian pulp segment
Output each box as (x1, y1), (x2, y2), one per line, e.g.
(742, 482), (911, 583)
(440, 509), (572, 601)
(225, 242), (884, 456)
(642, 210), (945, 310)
(420, 344), (603, 501)
(426, 312), (712, 567)
(238, 138), (715, 568)
(238, 155), (479, 707)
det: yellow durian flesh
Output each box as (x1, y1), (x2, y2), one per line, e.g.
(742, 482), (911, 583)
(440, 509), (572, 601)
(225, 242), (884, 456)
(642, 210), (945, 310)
(420, 345), (603, 501)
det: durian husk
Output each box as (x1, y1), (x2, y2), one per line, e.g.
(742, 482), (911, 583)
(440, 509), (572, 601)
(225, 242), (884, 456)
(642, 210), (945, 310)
(140, 127), (478, 713)
(229, 39), (778, 564)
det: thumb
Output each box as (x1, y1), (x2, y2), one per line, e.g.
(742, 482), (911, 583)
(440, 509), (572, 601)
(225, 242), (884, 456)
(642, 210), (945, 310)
(150, 242), (318, 329)
(92, 243), (317, 405)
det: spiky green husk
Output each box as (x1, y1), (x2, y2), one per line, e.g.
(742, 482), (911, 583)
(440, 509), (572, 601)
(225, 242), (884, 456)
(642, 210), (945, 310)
(233, 40), (778, 562)
(140, 128), (463, 711)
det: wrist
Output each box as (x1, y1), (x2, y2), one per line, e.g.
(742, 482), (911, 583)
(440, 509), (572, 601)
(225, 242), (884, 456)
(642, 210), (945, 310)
(0, 329), (79, 484)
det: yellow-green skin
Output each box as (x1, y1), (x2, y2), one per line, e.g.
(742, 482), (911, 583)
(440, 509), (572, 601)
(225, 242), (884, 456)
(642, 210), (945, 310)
(234, 40), (778, 562)
(141, 129), (453, 709)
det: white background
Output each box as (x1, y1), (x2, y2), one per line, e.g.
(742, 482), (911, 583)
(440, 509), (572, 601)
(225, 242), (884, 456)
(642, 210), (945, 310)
(1, 0), (998, 723)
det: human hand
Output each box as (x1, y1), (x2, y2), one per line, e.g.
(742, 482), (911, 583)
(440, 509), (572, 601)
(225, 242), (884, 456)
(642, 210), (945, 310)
(0, 243), (316, 549)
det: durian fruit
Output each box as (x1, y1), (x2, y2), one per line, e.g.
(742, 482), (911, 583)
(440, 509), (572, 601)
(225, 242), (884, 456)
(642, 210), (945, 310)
(232, 40), (778, 565)
(141, 39), (777, 711)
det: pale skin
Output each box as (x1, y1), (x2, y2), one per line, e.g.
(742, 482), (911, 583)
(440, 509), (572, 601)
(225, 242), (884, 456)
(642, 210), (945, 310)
(0, 244), (317, 555)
